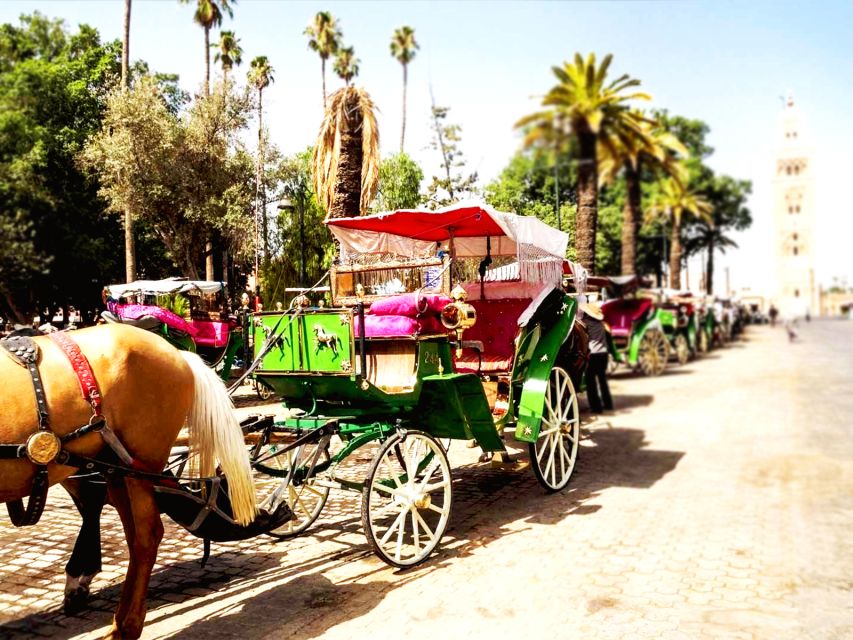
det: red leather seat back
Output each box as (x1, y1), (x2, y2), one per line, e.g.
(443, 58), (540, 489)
(454, 298), (531, 374)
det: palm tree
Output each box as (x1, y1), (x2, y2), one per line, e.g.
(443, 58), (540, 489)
(646, 178), (713, 289)
(181, 0), (234, 97)
(333, 46), (359, 87)
(248, 56), (274, 273)
(304, 11), (342, 108)
(599, 116), (688, 275)
(313, 86), (380, 219)
(214, 30), (242, 84)
(390, 26), (418, 153)
(122, 0), (135, 283)
(516, 53), (649, 272)
(684, 222), (738, 294)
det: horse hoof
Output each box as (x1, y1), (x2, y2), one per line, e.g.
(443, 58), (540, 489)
(63, 589), (88, 615)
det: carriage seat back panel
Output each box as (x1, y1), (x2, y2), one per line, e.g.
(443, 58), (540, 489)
(454, 298), (532, 374)
(354, 314), (445, 339)
(192, 320), (229, 348)
(601, 298), (652, 336)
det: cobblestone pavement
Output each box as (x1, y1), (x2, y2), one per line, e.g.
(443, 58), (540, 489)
(1, 321), (851, 639)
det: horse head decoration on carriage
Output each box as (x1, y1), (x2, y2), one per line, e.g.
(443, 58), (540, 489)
(102, 278), (244, 380)
(248, 201), (590, 567)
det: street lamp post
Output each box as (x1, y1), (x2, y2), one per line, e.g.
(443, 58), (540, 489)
(277, 198), (305, 288)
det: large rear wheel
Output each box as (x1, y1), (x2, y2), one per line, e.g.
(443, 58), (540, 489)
(361, 431), (452, 568)
(529, 366), (580, 492)
(674, 334), (690, 365)
(638, 329), (669, 376)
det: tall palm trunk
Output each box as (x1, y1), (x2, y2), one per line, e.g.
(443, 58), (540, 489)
(330, 94), (364, 218)
(121, 0), (136, 283)
(575, 131), (598, 272)
(706, 236), (715, 294)
(253, 87), (265, 274)
(321, 58), (327, 108)
(620, 162), (641, 275)
(400, 63), (408, 153)
(669, 215), (682, 289)
(203, 24), (215, 280)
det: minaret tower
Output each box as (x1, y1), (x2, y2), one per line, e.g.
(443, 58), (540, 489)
(772, 94), (818, 315)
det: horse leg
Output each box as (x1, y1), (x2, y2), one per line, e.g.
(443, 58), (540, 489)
(62, 477), (108, 614)
(104, 476), (163, 640)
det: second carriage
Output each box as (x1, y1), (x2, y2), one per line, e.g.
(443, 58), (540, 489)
(249, 202), (589, 567)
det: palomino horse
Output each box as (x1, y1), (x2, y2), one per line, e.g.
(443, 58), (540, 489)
(0, 324), (256, 639)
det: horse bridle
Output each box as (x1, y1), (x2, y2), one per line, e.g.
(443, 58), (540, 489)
(0, 333), (130, 527)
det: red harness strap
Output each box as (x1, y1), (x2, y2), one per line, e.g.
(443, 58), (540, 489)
(49, 332), (103, 418)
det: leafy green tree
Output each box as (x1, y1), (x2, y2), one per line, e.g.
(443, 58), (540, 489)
(390, 26), (418, 153)
(332, 45), (358, 86)
(304, 11), (341, 108)
(426, 99), (477, 208)
(516, 53), (649, 272)
(375, 152), (424, 211)
(82, 76), (255, 279)
(0, 13), (128, 320)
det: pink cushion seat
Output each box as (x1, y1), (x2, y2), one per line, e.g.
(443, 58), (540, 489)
(453, 298), (531, 374)
(191, 320), (230, 347)
(601, 298), (652, 336)
(110, 302), (198, 337)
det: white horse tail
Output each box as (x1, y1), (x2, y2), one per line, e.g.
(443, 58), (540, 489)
(180, 352), (257, 526)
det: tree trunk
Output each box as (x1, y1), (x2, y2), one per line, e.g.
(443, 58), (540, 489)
(122, 0), (136, 283)
(321, 57), (327, 108)
(400, 63), (407, 153)
(575, 132), (598, 272)
(669, 216), (682, 289)
(706, 236), (715, 294)
(255, 87), (265, 270)
(620, 162), (641, 275)
(329, 91), (363, 218)
(204, 25), (210, 97)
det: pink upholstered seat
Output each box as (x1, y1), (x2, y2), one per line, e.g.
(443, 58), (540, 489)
(191, 320), (229, 347)
(110, 303), (197, 337)
(601, 298), (652, 337)
(454, 298), (531, 374)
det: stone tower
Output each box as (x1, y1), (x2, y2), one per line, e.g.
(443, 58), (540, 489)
(772, 94), (818, 316)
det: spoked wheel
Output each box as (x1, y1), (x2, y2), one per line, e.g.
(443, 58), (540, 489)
(255, 380), (274, 401)
(529, 366), (580, 493)
(255, 441), (331, 539)
(361, 430), (452, 568)
(698, 327), (710, 354)
(638, 329), (669, 376)
(674, 334), (690, 366)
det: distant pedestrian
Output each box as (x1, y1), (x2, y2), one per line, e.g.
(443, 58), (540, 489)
(768, 304), (779, 327)
(785, 318), (798, 342)
(582, 302), (613, 414)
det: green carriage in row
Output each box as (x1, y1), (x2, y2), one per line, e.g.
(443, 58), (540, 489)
(641, 288), (700, 365)
(249, 202), (587, 567)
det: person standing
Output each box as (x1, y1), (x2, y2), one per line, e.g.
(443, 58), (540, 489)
(582, 302), (613, 413)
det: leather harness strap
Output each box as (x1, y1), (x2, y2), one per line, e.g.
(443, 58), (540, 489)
(48, 332), (102, 418)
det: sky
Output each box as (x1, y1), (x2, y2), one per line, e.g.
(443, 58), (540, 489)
(3, 0), (852, 296)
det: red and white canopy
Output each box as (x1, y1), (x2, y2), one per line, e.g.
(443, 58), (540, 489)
(326, 200), (568, 261)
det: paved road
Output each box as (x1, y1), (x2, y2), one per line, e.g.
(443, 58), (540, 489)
(1, 321), (851, 639)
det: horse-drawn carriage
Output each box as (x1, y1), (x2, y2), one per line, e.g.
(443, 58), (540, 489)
(641, 288), (699, 365)
(575, 275), (670, 376)
(103, 278), (244, 381)
(248, 202), (587, 567)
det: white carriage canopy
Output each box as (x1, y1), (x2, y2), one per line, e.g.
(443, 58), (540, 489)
(106, 277), (226, 299)
(326, 201), (570, 286)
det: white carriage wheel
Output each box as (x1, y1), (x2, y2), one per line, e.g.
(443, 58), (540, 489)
(674, 334), (690, 366)
(258, 442), (331, 540)
(698, 327), (709, 353)
(361, 431), (452, 568)
(639, 330), (668, 376)
(529, 366), (580, 492)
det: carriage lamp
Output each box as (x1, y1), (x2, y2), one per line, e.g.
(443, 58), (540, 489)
(441, 285), (477, 356)
(356, 283), (365, 302)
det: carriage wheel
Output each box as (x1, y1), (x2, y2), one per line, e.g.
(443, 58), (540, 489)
(638, 329), (669, 376)
(255, 380), (274, 401)
(674, 334), (690, 366)
(361, 430), (452, 568)
(529, 366), (580, 492)
(257, 443), (331, 539)
(698, 328), (710, 354)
